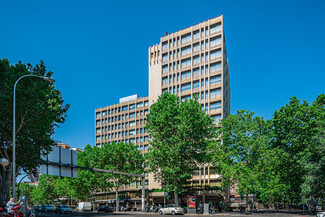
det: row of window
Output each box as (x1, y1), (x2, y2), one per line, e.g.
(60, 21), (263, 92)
(96, 101), (149, 117)
(162, 38), (222, 63)
(181, 59), (221, 70)
(96, 134), (149, 141)
(193, 167), (220, 176)
(96, 110), (149, 125)
(163, 74), (221, 88)
(162, 23), (222, 50)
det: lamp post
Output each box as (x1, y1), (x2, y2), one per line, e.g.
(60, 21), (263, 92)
(12, 74), (54, 199)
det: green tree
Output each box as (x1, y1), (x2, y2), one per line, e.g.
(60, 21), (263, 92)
(31, 175), (58, 204)
(18, 183), (35, 206)
(145, 92), (216, 204)
(300, 95), (325, 198)
(0, 58), (69, 203)
(72, 145), (111, 201)
(211, 110), (271, 211)
(99, 142), (144, 211)
(270, 94), (325, 200)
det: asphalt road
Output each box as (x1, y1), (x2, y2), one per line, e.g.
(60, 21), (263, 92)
(34, 210), (317, 217)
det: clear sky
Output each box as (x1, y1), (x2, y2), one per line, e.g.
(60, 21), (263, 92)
(1, 0), (324, 150)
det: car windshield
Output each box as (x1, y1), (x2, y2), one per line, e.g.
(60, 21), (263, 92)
(61, 205), (69, 208)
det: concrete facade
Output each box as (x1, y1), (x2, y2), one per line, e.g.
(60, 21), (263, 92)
(94, 15), (230, 206)
(148, 15), (230, 191)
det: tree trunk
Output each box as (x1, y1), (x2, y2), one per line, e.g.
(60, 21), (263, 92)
(116, 186), (119, 212)
(174, 192), (178, 205)
(1, 169), (11, 206)
(245, 193), (249, 213)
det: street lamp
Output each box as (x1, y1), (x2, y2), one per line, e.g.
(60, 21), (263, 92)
(12, 74), (54, 199)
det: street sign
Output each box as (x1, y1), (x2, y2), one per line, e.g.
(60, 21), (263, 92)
(40, 146), (78, 178)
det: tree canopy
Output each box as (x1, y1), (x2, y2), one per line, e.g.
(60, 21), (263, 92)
(145, 92), (216, 203)
(0, 58), (69, 203)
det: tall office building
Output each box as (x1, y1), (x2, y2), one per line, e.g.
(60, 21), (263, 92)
(94, 15), (230, 206)
(148, 15), (230, 191)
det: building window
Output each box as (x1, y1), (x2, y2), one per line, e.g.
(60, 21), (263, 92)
(210, 62), (221, 72)
(193, 68), (200, 77)
(181, 34), (191, 44)
(181, 95), (191, 101)
(144, 145), (149, 150)
(193, 56), (200, 65)
(193, 31), (200, 40)
(181, 71), (191, 80)
(163, 54), (168, 62)
(144, 101), (149, 107)
(210, 102), (221, 110)
(211, 115), (221, 123)
(122, 106), (128, 111)
(181, 83), (191, 92)
(144, 109), (149, 115)
(162, 65), (168, 73)
(210, 50), (221, 59)
(210, 24), (222, 34)
(137, 102), (143, 108)
(130, 130), (135, 135)
(193, 43), (200, 52)
(130, 104), (135, 110)
(130, 138), (135, 143)
(162, 42), (168, 50)
(96, 112), (101, 118)
(144, 136), (149, 141)
(130, 121), (135, 127)
(102, 111), (107, 116)
(96, 120), (101, 125)
(96, 128), (101, 133)
(162, 77), (168, 84)
(181, 59), (191, 68)
(193, 81), (199, 89)
(210, 76), (221, 85)
(210, 36), (222, 47)
(96, 136), (101, 141)
(210, 89), (221, 98)
(181, 46), (191, 56)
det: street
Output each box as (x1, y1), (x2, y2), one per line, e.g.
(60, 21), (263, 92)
(34, 211), (317, 217)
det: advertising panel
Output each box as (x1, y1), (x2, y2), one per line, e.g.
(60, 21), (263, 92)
(188, 196), (196, 209)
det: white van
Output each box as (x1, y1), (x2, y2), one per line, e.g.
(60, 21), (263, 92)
(77, 202), (92, 211)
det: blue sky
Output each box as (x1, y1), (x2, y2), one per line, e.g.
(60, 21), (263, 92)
(1, 0), (324, 150)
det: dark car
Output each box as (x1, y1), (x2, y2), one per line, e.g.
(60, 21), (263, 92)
(97, 206), (113, 213)
(55, 205), (74, 214)
(33, 205), (42, 212)
(41, 205), (55, 213)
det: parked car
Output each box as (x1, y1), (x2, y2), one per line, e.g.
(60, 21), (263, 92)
(55, 205), (74, 214)
(41, 205), (55, 213)
(97, 205), (113, 213)
(317, 212), (325, 217)
(158, 204), (184, 215)
(33, 205), (42, 212)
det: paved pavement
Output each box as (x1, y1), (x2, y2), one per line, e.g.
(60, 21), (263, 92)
(34, 210), (317, 217)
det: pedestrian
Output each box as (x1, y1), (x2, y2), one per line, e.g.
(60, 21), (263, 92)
(6, 198), (20, 213)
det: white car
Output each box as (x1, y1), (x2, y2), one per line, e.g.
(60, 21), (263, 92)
(317, 212), (325, 217)
(159, 204), (183, 215)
